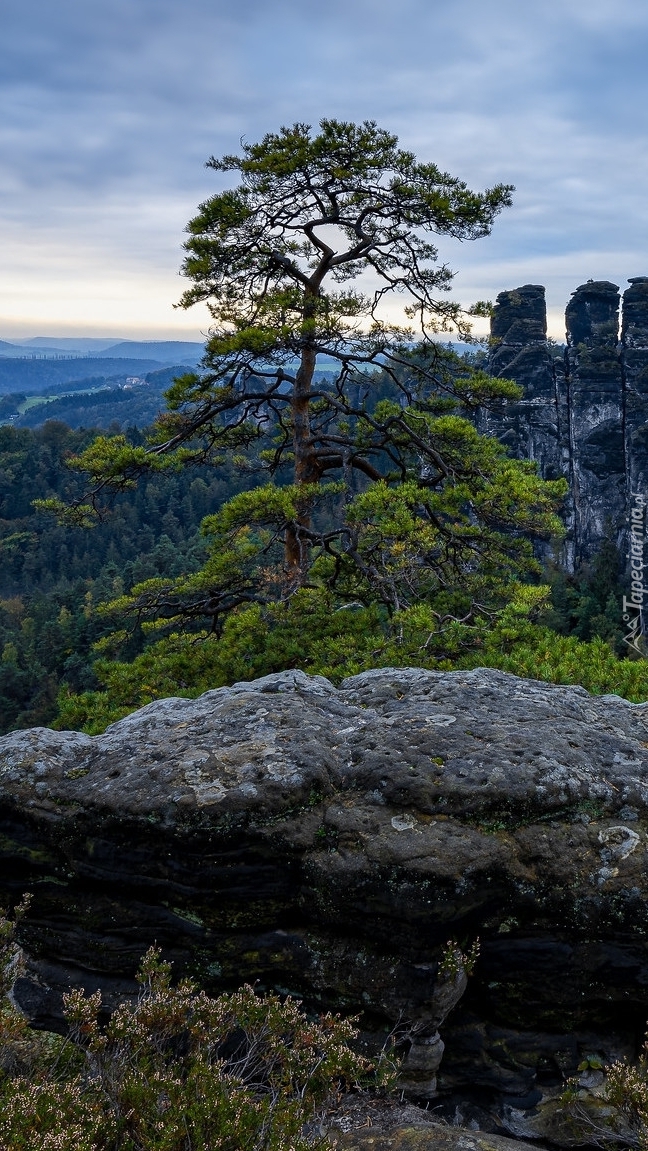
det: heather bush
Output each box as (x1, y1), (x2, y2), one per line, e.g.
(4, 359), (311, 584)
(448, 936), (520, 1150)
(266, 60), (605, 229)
(0, 911), (389, 1150)
(560, 1039), (648, 1149)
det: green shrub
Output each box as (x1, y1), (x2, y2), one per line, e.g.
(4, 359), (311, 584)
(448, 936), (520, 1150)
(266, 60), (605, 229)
(55, 588), (648, 735)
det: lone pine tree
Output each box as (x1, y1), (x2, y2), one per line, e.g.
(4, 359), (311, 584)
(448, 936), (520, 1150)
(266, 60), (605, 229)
(44, 119), (565, 659)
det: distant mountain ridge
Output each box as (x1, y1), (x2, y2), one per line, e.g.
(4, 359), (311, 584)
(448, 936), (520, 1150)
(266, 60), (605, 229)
(0, 339), (33, 356)
(0, 338), (204, 363)
(96, 340), (203, 363)
(15, 337), (129, 351)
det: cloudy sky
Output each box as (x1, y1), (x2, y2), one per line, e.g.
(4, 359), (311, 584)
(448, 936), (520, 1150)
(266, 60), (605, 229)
(2, 0), (648, 341)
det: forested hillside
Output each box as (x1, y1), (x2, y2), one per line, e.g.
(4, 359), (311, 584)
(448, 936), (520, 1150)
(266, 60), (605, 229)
(0, 365), (192, 433)
(0, 356), (167, 393)
(0, 422), (249, 732)
(1, 408), (635, 736)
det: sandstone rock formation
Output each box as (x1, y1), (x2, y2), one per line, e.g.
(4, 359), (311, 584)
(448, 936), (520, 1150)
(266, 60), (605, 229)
(480, 285), (561, 481)
(484, 277), (648, 570)
(2, 667), (648, 1133)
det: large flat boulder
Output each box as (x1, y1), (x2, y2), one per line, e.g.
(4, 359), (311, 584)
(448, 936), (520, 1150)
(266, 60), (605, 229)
(2, 666), (648, 1133)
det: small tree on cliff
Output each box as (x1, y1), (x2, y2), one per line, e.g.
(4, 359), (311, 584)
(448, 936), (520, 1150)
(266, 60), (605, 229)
(47, 119), (565, 655)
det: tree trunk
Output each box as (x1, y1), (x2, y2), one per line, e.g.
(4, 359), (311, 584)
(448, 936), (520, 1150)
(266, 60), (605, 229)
(286, 291), (319, 585)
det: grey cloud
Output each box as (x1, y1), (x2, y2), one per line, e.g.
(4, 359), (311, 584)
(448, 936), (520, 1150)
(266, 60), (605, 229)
(2, 0), (648, 335)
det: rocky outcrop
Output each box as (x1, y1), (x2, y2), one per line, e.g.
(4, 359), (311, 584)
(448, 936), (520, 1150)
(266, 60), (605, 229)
(3, 667), (648, 1133)
(485, 276), (648, 570)
(327, 1100), (546, 1151)
(332, 1131), (537, 1151)
(565, 281), (625, 563)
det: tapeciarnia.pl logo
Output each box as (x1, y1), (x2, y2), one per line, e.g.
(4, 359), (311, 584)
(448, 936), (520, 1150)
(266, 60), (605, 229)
(623, 493), (647, 653)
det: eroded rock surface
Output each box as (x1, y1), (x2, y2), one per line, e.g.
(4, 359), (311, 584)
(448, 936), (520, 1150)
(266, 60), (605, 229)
(2, 666), (648, 1133)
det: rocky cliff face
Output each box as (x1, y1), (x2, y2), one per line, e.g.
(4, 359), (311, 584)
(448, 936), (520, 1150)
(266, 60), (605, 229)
(484, 277), (648, 570)
(3, 667), (648, 1136)
(623, 277), (648, 504)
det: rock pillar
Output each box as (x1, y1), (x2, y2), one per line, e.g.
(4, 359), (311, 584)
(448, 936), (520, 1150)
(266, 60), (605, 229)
(484, 285), (568, 563)
(622, 277), (648, 501)
(564, 281), (624, 563)
(482, 285), (561, 477)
